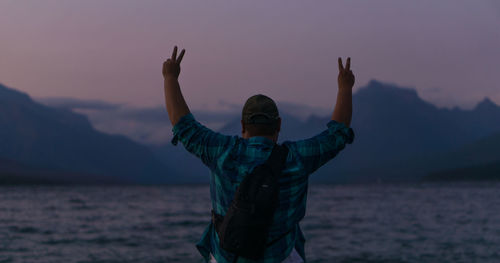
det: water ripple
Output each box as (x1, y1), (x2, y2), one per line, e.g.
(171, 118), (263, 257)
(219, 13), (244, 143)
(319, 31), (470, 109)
(1, 183), (500, 262)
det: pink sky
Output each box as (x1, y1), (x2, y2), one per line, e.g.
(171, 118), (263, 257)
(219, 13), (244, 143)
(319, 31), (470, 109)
(0, 0), (499, 110)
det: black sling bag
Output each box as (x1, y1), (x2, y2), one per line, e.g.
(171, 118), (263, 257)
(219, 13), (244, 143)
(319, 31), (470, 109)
(212, 144), (289, 260)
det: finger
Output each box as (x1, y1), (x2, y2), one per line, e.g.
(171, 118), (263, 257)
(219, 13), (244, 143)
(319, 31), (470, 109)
(171, 46), (177, 61)
(346, 57), (351, 71)
(177, 49), (185, 64)
(338, 57), (344, 72)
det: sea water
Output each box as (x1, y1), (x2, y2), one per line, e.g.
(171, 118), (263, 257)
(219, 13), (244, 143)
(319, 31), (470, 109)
(1, 183), (500, 263)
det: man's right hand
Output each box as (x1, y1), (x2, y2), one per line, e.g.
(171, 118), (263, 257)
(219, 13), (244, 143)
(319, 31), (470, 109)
(338, 57), (355, 90)
(162, 45), (190, 126)
(163, 46), (185, 79)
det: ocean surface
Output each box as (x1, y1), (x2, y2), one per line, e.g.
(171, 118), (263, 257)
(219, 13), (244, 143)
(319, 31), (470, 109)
(1, 183), (500, 263)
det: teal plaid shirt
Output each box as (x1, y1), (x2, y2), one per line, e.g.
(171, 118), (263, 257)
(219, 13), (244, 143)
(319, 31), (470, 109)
(171, 113), (354, 263)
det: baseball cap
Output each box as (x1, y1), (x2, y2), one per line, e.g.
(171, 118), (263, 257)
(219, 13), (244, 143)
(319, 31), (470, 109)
(242, 94), (280, 124)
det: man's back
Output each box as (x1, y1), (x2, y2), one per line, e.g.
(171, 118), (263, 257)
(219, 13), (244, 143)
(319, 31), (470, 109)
(172, 113), (354, 262)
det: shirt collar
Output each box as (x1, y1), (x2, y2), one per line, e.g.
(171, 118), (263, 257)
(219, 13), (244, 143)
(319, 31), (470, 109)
(247, 136), (276, 146)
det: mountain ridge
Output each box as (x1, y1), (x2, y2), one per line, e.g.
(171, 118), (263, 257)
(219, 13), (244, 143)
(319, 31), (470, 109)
(3, 80), (500, 184)
(152, 80), (500, 183)
(0, 83), (171, 184)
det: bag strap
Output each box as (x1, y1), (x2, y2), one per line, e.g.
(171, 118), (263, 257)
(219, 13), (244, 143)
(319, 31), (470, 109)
(262, 144), (290, 248)
(265, 144), (289, 176)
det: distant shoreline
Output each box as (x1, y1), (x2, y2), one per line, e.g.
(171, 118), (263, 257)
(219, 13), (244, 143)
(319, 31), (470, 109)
(423, 161), (500, 182)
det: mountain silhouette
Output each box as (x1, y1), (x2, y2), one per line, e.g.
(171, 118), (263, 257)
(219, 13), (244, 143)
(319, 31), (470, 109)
(4, 80), (499, 184)
(423, 130), (500, 181)
(0, 83), (170, 184)
(154, 80), (500, 183)
(310, 80), (500, 182)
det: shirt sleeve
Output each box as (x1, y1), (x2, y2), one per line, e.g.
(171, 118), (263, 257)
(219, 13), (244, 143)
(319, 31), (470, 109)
(284, 120), (354, 175)
(171, 113), (234, 168)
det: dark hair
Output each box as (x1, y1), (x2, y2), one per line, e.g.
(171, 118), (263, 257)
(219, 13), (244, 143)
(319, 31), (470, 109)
(244, 121), (279, 136)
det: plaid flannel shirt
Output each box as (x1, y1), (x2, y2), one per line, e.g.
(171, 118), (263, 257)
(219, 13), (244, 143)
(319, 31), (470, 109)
(171, 113), (354, 263)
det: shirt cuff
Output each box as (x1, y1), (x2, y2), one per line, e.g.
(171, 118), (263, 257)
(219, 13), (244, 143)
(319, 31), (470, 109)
(171, 113), (196, 146)
(326, 120), (355, 144)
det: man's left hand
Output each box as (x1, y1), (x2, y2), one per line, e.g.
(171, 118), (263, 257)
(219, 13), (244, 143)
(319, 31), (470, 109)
(163, 46), (185, 79)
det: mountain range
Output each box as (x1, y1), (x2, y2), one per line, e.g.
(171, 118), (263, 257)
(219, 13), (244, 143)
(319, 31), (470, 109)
(152, 80), (500, 183)
(1, 80), (499, 184)
(0, 83), (170, 184)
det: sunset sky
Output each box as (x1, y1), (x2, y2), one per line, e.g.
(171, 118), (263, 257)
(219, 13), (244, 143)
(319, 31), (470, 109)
(1, 0), (499, 110)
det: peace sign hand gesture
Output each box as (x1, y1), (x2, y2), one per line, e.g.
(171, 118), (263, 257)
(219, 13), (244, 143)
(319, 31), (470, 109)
(163, 46), (186, 79)
(338, 57), (355, 90)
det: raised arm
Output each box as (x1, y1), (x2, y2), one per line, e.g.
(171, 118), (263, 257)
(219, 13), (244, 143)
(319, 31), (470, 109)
(163, 46), (190, 126)
(284, 57), (355, 175)
(164, 46), (235, 168)
(331, 57), (355, 127)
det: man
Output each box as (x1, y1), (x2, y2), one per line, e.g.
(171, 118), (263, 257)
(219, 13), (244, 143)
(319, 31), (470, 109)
(163, 46), (355, 263)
